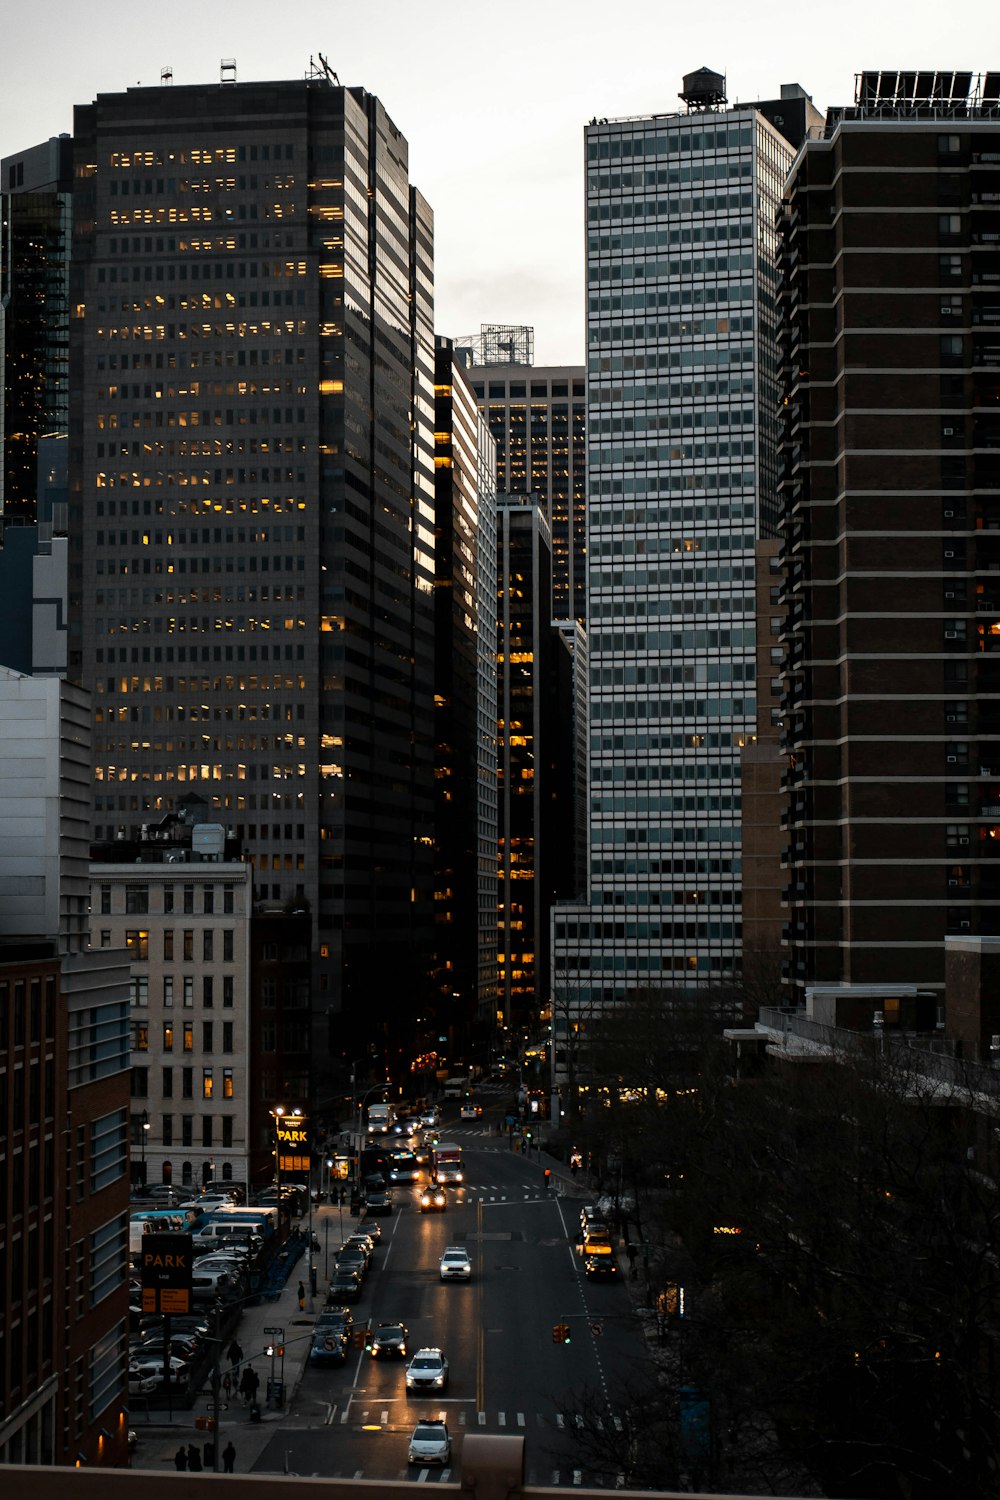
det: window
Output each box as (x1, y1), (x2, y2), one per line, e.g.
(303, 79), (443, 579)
(940, 253), (962, 279)
(183, 930), (194, 961)
(163, 1114), (173, 1145)
(203, 885), (215, 915)
(223, 1068), (233, 1099)
(182, 1068), (193, 1099)
(162, 1067), (173, 1098)
(163, 929), (174, 961)
(202, 1022), (214, 1052)
(203, 975), (214, 1008)
(163, 884), (174, 914)
(222, 1116), (233, 1148)
(938, 133), (961, 153)
(89, 1216), (127, 1308)
(182, 1114), (193, 1147)
(133, 1021), (149, 1051)
(125, 929), (149, 960)
(223, 976), (234, 1008)
(90, 1109), (128, 1191)
(99, 885), (111, 915)
(130, 975), (149, 1007)
(126, 885), (149, 914)
(262, 1021), (276, 1052)
(131, 1066), (149, 1098)
(203, 929), (214, 962)
(223, 929), (234, 961)
(183, 976), (194, 1007)
(183, 884), (194, 914)
(100, 929), (112, 947)
(183, 1022), (193, 1051)
(163, 1023), (174, 1051)
(163, 975), (173, 1007)
(223, 1022), (234, 1053)
(202, 1116), (213, 1147)
(89, 1320), (127, 1421)
(223, 887), (234, 914)
(203, 1069), (214, 1099)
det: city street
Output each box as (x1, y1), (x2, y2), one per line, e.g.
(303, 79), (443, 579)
(252, 1126), (640, 1484)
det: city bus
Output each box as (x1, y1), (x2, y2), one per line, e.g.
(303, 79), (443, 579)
(431, 1141), (464, 1185)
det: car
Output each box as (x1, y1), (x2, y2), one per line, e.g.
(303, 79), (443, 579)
(580, 1205), (609, 1234)
(311, 1326), (349, 1365)
(345, 1233), (375, 1264)
(459, 1104), (482, 1120)
(419, 1186), (447, 1213)
(319, 1303), (354, 1328)
(419, 1108), (440, 1128)
(357, 1217), (382, 1243)
(128, 1353), (188, 1387)
(128, 1371), (159, 1396)
(405, 1347), (449, 1394)
(334, 1247), (368, 1281)
(368, 1321), (409, 1358)
(408, 1419), (451, 1465)
(364, 1189), (393, 1215)
(439, 1246), (472, 1281)
(329, 1268), (363, 1301)
(584, 1254), (620, 1282)
(578, 1229), (614, 1258)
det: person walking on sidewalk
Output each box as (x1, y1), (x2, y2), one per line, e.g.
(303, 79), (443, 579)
(297, 1279), (306, 1311)
(626, 1243), (638, 1280)
(239, 1363), (258, 1405)
(227, 1338), (242, 1373)
(187, 1443), (202, 1472)
(223, 1440), (236, 1473)
(174, 1446), (188, 1471)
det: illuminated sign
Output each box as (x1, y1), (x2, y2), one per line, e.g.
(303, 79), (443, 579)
(141, 1231), (193, 1314)
(276, 1114), (310, 1173)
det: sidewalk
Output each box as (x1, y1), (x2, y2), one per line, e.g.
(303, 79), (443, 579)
(131, 1200), (349, 1474)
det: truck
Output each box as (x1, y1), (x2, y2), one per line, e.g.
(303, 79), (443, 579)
(443, 1075), (471, 1100)
(431, 1141), (464, 1185)
(367, 1101), (396, 1135)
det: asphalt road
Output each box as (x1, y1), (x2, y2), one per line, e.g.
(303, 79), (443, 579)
(252, 1123), (640, 1484)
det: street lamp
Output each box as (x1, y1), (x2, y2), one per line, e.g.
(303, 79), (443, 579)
(141, 1110), (150, 1186)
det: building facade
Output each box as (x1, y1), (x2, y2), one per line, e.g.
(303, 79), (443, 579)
(778, 71), (1000, 1000)
(90, 828), (253, 1191)
(551, 73), (818, 1034)
(461, 331), (587, 625)
(66, 72), (437, 1069)
(431, 338), (498, 1056)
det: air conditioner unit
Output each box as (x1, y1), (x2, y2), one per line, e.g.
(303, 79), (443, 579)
(944, 509), (956, 518)
(947, 754), (958, 763)
(946, 713), (959, 722)
(948, 877), (960, 886)
(945, 550), (957, 559)
(943, 425), (957, 435)
(945, 630), (960, 639)
(959, 836), (970, 845)
(960, 920), (972, 929)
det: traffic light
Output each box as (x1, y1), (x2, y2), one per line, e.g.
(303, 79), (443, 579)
(353, 1328), (366, 1350)
(277, 1344), (285, 1359)
(551, 1322), (571, 1344)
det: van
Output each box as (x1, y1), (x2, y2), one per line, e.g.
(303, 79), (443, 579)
(129, 1221), (154, 1255)
(209, 1206), (278, 1236)
(192, 1223), (262, 1253)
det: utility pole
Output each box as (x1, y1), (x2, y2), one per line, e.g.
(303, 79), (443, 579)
(211, 1299), (222, 1472)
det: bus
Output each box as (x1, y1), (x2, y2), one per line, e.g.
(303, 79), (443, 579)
(431, 1141), (464, 1185)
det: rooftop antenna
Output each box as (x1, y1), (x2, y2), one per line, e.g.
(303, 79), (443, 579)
(317, 52), (341, 86)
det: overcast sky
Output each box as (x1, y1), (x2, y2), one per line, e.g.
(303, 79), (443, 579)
(1, 0), (986, 364)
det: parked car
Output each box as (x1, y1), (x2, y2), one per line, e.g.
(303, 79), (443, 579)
(311, 1325), (349, 1365)
(334, 1247), (368, 1282)
(128, 1370), (158, 1397)
(328, 1267), (362, 1302)
(128, 1353), (188, 1388)
(405, 1347), (449, 1393)
(439, 1246), (471, 1281)
(584, 1254), (619, 1282)
(408, 1420), (451, 1465)
(358, 1217), (382, 1243)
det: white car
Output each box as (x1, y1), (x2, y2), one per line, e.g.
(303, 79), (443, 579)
(128, 1371), (158, 1396)
(406, 1347), (449, 1393)
(459, 1104), (482, 1120)
(439, 1246), (472, 1281)
(408, 1419), (451, 1465)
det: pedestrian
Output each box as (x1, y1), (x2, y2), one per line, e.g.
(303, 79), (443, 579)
(223, 1440), (236, 1473)
(174, 1445), (188, 1471)
(626, 1243), (638, 1280)
(227, 1337), (242, 1372)
(239, 1363), (256, 1404)
(222, 1371), (232, 1400)
(187, 1443), (202, 1472)
(203, 1440), (215, 1469)
(297, 1279), (306, 1310)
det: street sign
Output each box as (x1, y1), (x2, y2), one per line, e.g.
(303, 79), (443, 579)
(590, 1320), (604, 1336)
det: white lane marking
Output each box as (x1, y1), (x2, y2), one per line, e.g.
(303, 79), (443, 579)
(381, 1409), (389, 1425)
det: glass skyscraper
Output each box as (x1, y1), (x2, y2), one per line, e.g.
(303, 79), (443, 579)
(552, 77), (817, 1029)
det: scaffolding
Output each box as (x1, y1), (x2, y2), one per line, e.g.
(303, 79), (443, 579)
(456, 324), (534, 368)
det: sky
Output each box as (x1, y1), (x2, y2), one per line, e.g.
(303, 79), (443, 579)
(0, 0), (987, 365)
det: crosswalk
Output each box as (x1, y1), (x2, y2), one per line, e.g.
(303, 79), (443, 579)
(309, 1465), (603, 1486)
(339, 1405), (614, 1433)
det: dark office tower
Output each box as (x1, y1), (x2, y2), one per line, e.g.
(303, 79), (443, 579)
(67, 72), (437, 1060)
(1, 137), (72, 527)
(460, 328), (587, 625)
(431, 338), (498, 1055)
(778, 70), (1000, 1001)
(496, 496), (578, 1035)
